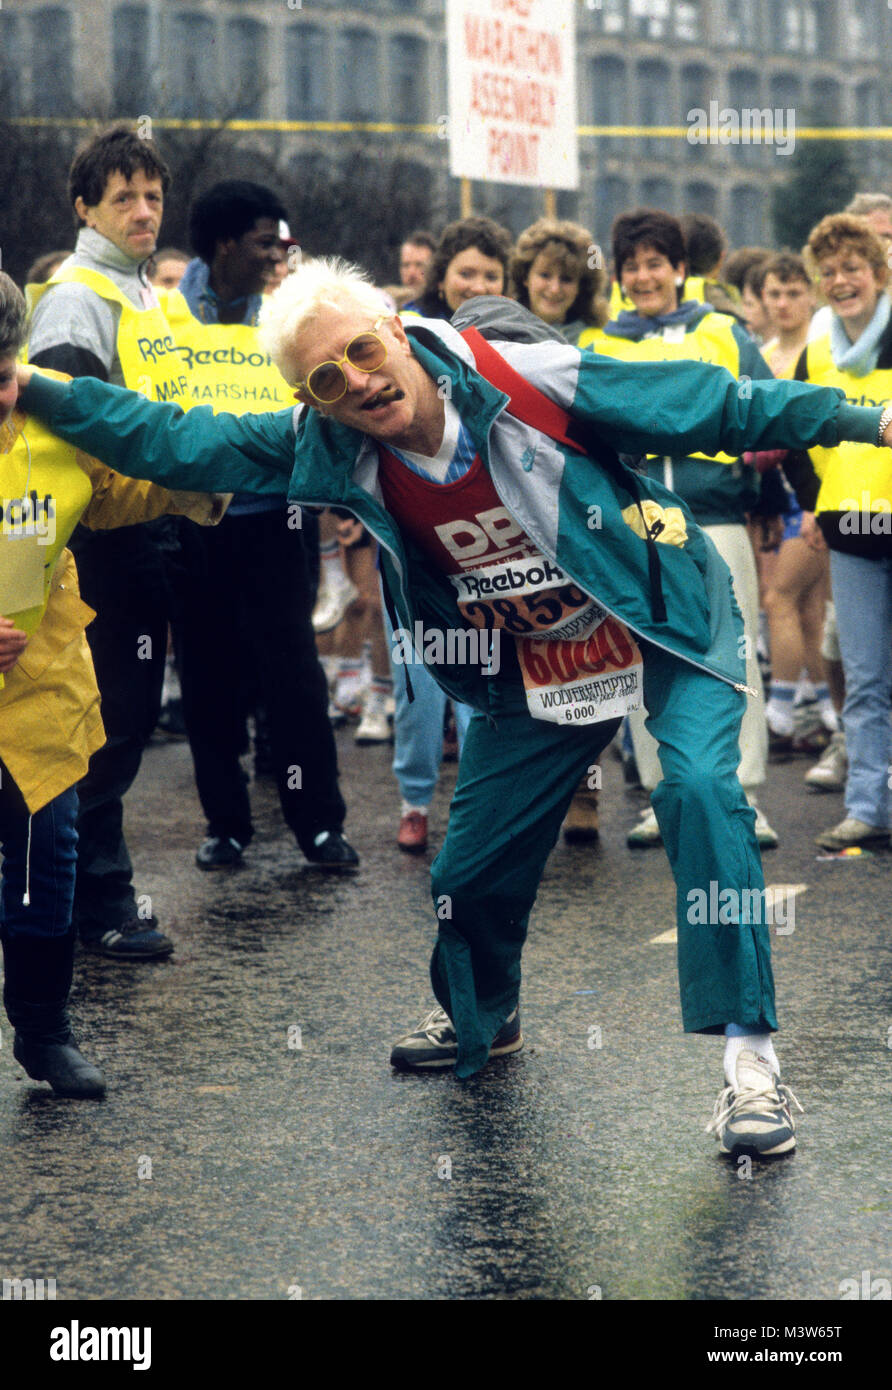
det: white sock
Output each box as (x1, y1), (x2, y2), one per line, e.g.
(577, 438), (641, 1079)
(724, 1030), (780, 1086)
(795, 675), (815, 703)
(320, 541), (348, 586)
(766, 681), (796, 735)
(364, 678), (392, 713)
(401, 800), (429, 817)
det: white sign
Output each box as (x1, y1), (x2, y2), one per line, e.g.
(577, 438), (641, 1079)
(446, 0), (579, 190)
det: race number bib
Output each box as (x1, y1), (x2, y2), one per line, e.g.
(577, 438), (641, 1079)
(515, 616), (643, 725)
(451, 554), (643, 725)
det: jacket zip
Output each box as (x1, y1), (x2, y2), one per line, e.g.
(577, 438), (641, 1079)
(294, 417), (757, 705)
(475, 411), (758, 699)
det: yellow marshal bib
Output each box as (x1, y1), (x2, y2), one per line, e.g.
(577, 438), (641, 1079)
(804, 335), (892, 516)
(161, 292), (294, 417)
(26, 267), (190, 405)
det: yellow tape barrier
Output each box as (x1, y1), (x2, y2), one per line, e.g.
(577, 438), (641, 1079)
(7, 117), (892, 140)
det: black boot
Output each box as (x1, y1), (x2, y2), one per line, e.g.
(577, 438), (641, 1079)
(2, 929), (106, 1099)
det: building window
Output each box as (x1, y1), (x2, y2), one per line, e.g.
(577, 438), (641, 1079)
(639, 178), (674, 212)
(681, 63), (712, 161)
(719, 0), (761, 49)
(226, 19), (266, 120)
(285, 25), (328, 120)
(674, 1), (702, 42)
(729, 184), (766, 246)
(630, 0), (669, 40)
(811, 78), (841, 126)
(850, 1), (887, 57)
(856, 82), (883, 180)
(682, 181), (716, 218)
(728, 69), (762, 167)
(856, 81), (881, 130)
(32, 8), (73, 116)
(636, 59), (673, 159)
(169, 14), (217, 118)
(0, 14), (24, 116)
(594, 175), (631, 247)
(781, 2), (824, 55)
(770, 72), (801, 115)
(337, 30), (379, 121)
(584, 0), (626, 34)
(391, 36), (426, 124)
(805, 1), (835, 53)
(113, 8), (152, 113)
(590, 56), (627, 159)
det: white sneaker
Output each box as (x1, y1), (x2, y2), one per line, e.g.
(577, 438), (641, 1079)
(707, 1050), (803, 1156)
(627, 806), (661, 847)
(312, 577), (359, 634)
(333, 672), (366, 719)
(355, 702), (392, 745)
(804, 731), (847, 792)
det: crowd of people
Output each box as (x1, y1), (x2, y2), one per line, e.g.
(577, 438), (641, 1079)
(3, 121), (892, 1162)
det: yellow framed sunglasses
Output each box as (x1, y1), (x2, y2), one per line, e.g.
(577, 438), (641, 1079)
(294, 315), (390, 403)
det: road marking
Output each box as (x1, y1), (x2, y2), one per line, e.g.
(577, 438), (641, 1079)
(649, 884), (808, 943)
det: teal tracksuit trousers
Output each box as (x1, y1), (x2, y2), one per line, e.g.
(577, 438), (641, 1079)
(429, 642), (777, 1078)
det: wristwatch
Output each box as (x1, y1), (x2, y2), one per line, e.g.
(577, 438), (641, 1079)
(877, 403), (892, 447)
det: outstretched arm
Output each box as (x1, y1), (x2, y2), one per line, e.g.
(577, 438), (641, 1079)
(489, 341), (891, 458)
(572, 350), (888, 458)
(17, 366), (296, 496)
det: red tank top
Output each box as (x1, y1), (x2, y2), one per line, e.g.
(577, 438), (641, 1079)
(377, 444), (643, 725)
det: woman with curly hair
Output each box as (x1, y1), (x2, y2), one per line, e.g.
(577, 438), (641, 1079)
(407, 215), (514, 320)
(509, 217), (608, 344)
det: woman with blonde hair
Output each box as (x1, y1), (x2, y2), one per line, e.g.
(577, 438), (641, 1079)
(784, 214), (892, 849)
(509, 217), (608, 344)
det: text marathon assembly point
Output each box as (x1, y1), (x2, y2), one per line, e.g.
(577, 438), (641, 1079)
(446, 0), (579, 191)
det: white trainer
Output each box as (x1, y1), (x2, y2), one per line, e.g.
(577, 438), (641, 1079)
(707, 1049), (803, 1157)
(805, 731), (847, 792)
(312, 577), (359, 634)
(355, 700), (392, 745)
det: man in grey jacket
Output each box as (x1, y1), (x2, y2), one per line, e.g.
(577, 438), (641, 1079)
(27, 123), (180, 962)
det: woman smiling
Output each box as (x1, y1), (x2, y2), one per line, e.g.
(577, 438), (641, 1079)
(509, 217), (608, 345)
(784, 214), (892, 851)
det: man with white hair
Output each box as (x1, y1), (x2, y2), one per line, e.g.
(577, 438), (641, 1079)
(16, 256), (892, 1156)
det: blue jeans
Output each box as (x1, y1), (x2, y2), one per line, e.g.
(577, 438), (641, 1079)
(830, 549), (892, 827)
(390, 651), (471, 807)
(0, 776), (79, 940)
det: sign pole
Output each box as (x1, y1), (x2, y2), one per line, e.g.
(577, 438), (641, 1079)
(544, 188), (556, 218)
(461, 177), (473, 217)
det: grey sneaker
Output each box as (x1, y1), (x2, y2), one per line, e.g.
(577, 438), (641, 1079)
(707, 1050), (803, 1157)
(815, 817), (889, 851)
(390, 1005), (522, 1070)
(805, 731), (847, 792)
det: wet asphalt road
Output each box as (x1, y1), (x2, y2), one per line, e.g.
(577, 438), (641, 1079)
(0, 725), (889, 1303)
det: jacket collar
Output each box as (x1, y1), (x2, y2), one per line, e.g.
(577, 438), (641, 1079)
(73, 226), (150, 280)
(604, 298), (711, 341)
